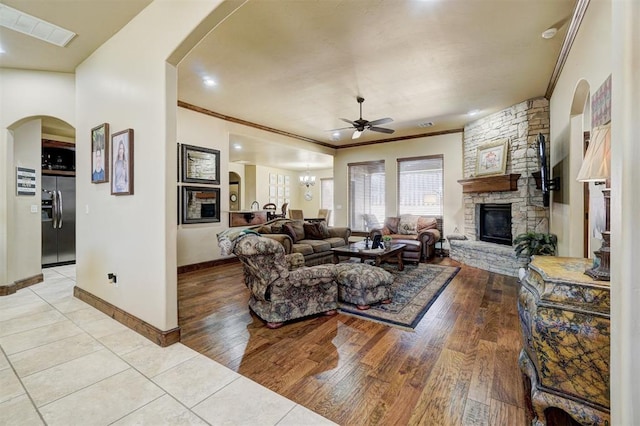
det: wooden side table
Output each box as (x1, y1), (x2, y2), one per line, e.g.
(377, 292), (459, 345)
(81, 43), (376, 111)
(518, 256), (610, 425)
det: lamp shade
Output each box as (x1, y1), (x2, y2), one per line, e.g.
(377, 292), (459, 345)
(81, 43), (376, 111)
(576, 123), (611, 182)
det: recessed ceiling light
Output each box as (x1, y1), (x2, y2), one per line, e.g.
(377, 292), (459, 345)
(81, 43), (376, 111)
(541, 28), (558, 39)
(331, 132), (340, 140)
(468, 109), (480, 116)
(0, 4), (76, 47)
(233, 144), (242, 150)
(203, 77), (217, 87)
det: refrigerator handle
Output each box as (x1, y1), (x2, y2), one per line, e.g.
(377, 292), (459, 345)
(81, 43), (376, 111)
(57, 190), (63, 229)
(52, 190), (58, 229)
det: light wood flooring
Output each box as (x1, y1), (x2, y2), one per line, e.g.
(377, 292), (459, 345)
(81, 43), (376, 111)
(178, 257), (531, 425)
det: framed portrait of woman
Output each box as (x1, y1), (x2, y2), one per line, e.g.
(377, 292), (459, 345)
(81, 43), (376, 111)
(111, 129), (134, 195)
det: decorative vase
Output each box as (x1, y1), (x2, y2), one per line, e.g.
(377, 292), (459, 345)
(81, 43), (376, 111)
(384, 241), (392, 250)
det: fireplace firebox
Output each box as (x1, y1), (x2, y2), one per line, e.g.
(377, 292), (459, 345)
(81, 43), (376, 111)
(476, 203), (512, 245)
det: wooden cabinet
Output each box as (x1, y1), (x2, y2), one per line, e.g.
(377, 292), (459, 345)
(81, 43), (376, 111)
(518, 256), (610, 425)
(229, 211), (268, 227)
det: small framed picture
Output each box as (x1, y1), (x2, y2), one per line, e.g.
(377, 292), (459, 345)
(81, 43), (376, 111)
(182, 186), (221, 224)
(181, 144), (220, 184)
(475, 139), (508, 177)
(111, 129), (134, 195)
(91, 123), (109, 183)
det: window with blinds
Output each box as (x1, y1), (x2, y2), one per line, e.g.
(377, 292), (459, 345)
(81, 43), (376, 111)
(320, 178), (334, 226)
(348, 161), (385, 231)
(398, 155), (443, 217)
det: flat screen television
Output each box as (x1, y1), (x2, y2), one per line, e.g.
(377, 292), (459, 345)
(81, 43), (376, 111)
(536, 133), (551, 207)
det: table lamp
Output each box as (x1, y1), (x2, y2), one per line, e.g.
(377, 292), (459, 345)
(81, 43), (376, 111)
(576, 123), (611, 281)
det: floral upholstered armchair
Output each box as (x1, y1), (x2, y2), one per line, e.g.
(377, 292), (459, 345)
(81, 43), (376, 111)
(233, 235), (338, 328)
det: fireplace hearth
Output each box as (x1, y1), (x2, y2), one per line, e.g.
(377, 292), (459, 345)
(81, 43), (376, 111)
(476, 203), (512, 246)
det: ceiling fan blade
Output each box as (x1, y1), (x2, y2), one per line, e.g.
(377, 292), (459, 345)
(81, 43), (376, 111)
(352, 130), (363, 139)
(340, 118), (356, 126)
(328, 126), (354, 132)
(367, 117), (393, 127)
(369, 126), (395, 134)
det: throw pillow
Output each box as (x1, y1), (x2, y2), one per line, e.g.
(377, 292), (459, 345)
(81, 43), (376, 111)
(417, 216), (437, 233)
(283, 220), (305, 243)
(303, 223), (325, 240)
(318, 221), (331, 238)
(398, 215), (419, 235)
(384, 217), (400, 234)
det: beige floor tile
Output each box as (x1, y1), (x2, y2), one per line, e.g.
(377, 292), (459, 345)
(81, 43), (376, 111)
(0, 290), (42, 308)
(0, 309), (67, 338)
(64, 307), (108, 325)
(152, 354), (240, 407)
(0, 320), (84, 355)
(0, 299), (52, 323)
(193, 376), (296, 425)
(31, 285), (75, 304)
(111, 394), (209, 425)
(9, 332), (104, 377)
(98, 328), (155, 356)
(79, 317), (129, 338)
(121, 342), (198, 377)
(277, 404), (338, 425)
(50, 297), (91, 314)
(0, 368), (25, 404)
(39, 368), (165, 426)
(0, 394), (44, 426)
(22, 348), (130, 407)
(0, 349), (9, 371)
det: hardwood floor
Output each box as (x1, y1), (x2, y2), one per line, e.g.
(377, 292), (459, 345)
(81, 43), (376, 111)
(178, 258), (530, 425)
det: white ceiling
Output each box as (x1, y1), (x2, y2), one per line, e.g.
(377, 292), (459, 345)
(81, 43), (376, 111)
(1, 0), (578, 171)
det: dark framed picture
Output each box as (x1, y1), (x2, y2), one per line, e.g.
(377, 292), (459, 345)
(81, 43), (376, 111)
(91, 123), (109, 183)
(181, 144), (220, 184)
(111, 129), (134, 195)
(182, 186), (220, 224)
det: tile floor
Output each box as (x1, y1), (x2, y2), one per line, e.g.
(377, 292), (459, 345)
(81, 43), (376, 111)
(0, 265), (335, 425)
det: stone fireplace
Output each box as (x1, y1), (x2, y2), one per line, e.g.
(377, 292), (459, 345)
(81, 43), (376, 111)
(449, 97), (551, 276)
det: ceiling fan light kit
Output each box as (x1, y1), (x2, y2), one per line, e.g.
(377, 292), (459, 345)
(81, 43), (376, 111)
(336, 96), (395, 140)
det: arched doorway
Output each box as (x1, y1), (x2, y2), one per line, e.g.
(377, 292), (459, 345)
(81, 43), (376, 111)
(229, 171), (241, 211)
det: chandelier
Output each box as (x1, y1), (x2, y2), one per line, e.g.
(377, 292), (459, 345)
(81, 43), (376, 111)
(299, 168), (316, 188)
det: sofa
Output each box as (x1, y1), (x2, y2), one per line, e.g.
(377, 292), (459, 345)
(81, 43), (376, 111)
(369, 215), (441, 262)
(255, 218), (351, 266)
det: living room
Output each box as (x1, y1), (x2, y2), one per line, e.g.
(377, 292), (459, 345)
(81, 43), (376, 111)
(1, 0), (638, 423)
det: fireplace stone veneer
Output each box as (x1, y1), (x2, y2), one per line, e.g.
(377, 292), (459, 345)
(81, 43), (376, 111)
(452, 97), (551, 276)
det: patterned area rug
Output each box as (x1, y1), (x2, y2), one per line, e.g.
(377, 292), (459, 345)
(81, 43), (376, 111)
(338, 263), (460, 329)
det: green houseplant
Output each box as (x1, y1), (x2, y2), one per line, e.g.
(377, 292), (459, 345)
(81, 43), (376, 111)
(513, 231), (558, 258)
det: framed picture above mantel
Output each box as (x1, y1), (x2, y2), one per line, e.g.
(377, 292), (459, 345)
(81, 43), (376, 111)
(475, 139), (508, 177)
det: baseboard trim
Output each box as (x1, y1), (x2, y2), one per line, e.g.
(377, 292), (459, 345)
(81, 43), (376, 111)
(73, 286), (180, 347)
(177, 256), (239, 274)
(0, 273), (44, 296)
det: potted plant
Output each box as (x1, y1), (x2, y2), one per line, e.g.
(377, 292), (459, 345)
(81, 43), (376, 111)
(382, 235), (393, 250)
(513, 231), (558, 258)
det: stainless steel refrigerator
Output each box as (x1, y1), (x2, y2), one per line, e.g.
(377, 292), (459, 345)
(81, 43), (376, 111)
(42, 175), (76, 266)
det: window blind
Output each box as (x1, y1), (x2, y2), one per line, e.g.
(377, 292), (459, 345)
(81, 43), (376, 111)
(398, 155), (443, 217)
(348, 161), (385, 231)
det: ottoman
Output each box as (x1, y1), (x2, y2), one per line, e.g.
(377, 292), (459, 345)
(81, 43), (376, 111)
(335, 263), (395, 310)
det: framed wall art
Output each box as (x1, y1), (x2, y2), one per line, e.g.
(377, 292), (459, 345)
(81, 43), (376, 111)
(475, 139), (508, 177)
(182, 186), (221, 224)
(181, 144), (220, 184)
(91, 123), (109, 183)
(111, 129), (134, 195)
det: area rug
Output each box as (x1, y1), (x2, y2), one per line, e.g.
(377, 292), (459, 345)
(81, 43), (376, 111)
(338, 263), (460, 329)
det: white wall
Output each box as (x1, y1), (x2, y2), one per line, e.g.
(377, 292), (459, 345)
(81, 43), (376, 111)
(176, 106), (335, 266)
(8, 120), (42, 282)
(74, 0), (225, 331)
(333, 132), (464, 243)
(611, 1), (640, 423)
(549, 0), (611, 257)
(0, 69), (75, 288)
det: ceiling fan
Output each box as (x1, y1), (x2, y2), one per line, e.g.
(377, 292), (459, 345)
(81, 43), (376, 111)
(335, 96), (395, 140)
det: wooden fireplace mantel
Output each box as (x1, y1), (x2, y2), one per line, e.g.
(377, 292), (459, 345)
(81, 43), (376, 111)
(457, 173), (521, 193)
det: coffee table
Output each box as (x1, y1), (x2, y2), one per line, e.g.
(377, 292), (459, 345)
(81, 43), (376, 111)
(331, 242), (406, 271)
